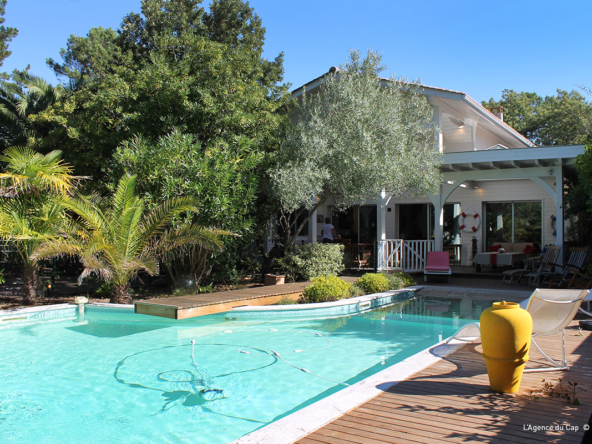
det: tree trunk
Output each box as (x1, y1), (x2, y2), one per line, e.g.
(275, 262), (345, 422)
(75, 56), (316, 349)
(22, 262), (42, 305)
(261, 245), (279, 277)
(111, 283), (132, 304)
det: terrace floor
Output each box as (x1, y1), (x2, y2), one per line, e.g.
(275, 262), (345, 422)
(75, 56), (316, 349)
(297, 319), (592, 444)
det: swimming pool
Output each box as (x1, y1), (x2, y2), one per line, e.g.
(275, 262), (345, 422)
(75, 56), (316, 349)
(0, 292), (478, 444)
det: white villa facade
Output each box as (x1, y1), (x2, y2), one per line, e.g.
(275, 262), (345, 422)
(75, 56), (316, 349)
(276, 70), (586, 271)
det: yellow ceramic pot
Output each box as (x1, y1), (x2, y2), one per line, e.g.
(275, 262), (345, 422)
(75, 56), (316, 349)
(480, 301), (533, 393)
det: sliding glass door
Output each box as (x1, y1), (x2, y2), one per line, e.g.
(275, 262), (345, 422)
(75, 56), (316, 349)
(484, 201), (542, 248)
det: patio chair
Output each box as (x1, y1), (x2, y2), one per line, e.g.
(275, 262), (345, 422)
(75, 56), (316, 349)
(526, 245), (562, 286)
(424, 251), (451, 283)
(545, 246), (589, 288)
(502, 259), (531, 285)
(447, 289), (589, 372)
(521, 289), (589, 372)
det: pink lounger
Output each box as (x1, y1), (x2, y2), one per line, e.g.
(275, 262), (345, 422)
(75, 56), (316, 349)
(424, 251), (451, 283)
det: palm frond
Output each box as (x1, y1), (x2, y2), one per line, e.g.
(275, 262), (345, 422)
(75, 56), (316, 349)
(140, 196), (200, 241)
(111, 174), (138, 221)
(150, 224), (234, 257)
(31, 237), (83, 262)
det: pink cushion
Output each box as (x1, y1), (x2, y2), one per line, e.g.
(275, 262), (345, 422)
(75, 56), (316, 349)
(523, 244), (538, 254)
(425, 251), (450, 271)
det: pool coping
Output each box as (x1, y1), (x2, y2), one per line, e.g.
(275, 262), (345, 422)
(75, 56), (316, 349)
(231, 338), (465, 444)
(0, 302), (135, 316)
(230, 287), (419, 312)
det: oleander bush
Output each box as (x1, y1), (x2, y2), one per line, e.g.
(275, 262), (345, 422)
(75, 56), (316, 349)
(303, 275), (350, 303)
(355, 273), (390, 294)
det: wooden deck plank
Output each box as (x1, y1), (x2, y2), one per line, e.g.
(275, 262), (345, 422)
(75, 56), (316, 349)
(133, 282), (315, 318)
(344, 410), (561, 444)
(298, 321), (592, 444)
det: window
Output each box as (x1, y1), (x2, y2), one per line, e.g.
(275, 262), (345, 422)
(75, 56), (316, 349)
(484, 201), (541, 247)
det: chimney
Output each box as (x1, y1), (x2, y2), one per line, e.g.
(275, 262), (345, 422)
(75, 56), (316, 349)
(487, 106), (504, 122)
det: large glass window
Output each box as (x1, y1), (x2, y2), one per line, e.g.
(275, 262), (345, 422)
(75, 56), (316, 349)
(329, 205), (377, 244)
(484, 201), (541, 247)
(398, 203), (461, 244)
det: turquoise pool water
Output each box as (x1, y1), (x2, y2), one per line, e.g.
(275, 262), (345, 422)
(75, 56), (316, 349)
(0, 296), (476, 444)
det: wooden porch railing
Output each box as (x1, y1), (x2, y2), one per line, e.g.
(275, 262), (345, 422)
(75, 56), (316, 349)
(377, 239), (435, 272)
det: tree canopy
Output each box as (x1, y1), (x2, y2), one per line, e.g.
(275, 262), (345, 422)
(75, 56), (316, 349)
(482, 89), (592, 146)
(0, 69), (65, 149)
(38, 0), (288, 186)
(0, 0), (17, 77)
(268, 50), (441, 247)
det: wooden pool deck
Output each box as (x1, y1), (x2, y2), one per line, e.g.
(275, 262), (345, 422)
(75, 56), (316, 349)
(298, 320), (592, 444)
(134, 282), (309, 319)
(135, 277), (362, 319)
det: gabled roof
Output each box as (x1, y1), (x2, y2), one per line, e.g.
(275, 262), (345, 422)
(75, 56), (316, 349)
(290, 68), (536, 150)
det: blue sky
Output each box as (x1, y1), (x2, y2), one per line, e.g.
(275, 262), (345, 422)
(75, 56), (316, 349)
(3, 0), (591, 102)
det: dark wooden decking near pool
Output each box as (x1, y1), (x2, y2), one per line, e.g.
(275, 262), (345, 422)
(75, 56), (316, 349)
(134, 282), (309, 319)
(297, 320), (592, 444)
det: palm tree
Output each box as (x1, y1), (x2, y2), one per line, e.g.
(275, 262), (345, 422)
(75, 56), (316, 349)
(34, 174), (230, 304)
(0, 69), (64, 148)
(0, 147), (77, 304)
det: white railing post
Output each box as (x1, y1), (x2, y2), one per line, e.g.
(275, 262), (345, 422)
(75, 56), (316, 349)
(378, 239), (433, 272)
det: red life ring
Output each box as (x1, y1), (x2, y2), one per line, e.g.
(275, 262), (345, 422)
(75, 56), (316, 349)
(459, 209), (481, 233)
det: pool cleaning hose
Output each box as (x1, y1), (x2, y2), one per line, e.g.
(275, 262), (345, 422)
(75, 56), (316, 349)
(198, 329), (350, 388)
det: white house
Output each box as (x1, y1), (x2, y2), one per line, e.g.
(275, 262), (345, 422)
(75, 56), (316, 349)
(279, 69), (585, 272)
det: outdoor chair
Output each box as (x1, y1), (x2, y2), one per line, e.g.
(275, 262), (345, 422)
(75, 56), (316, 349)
(502, 248), (550, 285)
(502, 259), (531, 285)
(423, 251), (451, 283)
(543, 246), (589, 287)
(526, 245), (562, 286)
(520, 289), (589, 372)
(446, 289), (590, 372)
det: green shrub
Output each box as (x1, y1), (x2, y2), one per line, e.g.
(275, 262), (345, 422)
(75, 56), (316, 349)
(391, 272), (416, 287)
(303, 275), (350, 303)
(276, 296), (298, 305)
(280, 243), (345, 280)
(356, 273), (389, 294)
(381, 272), (404, 290)
(95, 281), (114, 298)
(350, 283), (365, 297)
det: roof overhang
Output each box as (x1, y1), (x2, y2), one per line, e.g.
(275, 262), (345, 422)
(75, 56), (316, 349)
(440, 145), (585, 173)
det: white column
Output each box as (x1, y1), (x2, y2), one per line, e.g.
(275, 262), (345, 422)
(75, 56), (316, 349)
(429, 185), (444, 251)
(432, 104), (444, 154)
(309, 206), (318, 244)
(376, 190), (388, 270)
(555, 166), (564, 266)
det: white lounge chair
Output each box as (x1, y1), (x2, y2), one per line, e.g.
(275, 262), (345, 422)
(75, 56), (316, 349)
(447, 289), (590, 372)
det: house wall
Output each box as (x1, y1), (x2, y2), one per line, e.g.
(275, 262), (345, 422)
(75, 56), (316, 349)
(446, 177), (556, 265)
(443, 122), (510, 153)
(312, 177), (557, 266)
(474, 125), (505, 151)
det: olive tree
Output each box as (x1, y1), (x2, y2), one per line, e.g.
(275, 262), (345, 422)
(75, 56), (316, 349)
(267, 49), (442, 252)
